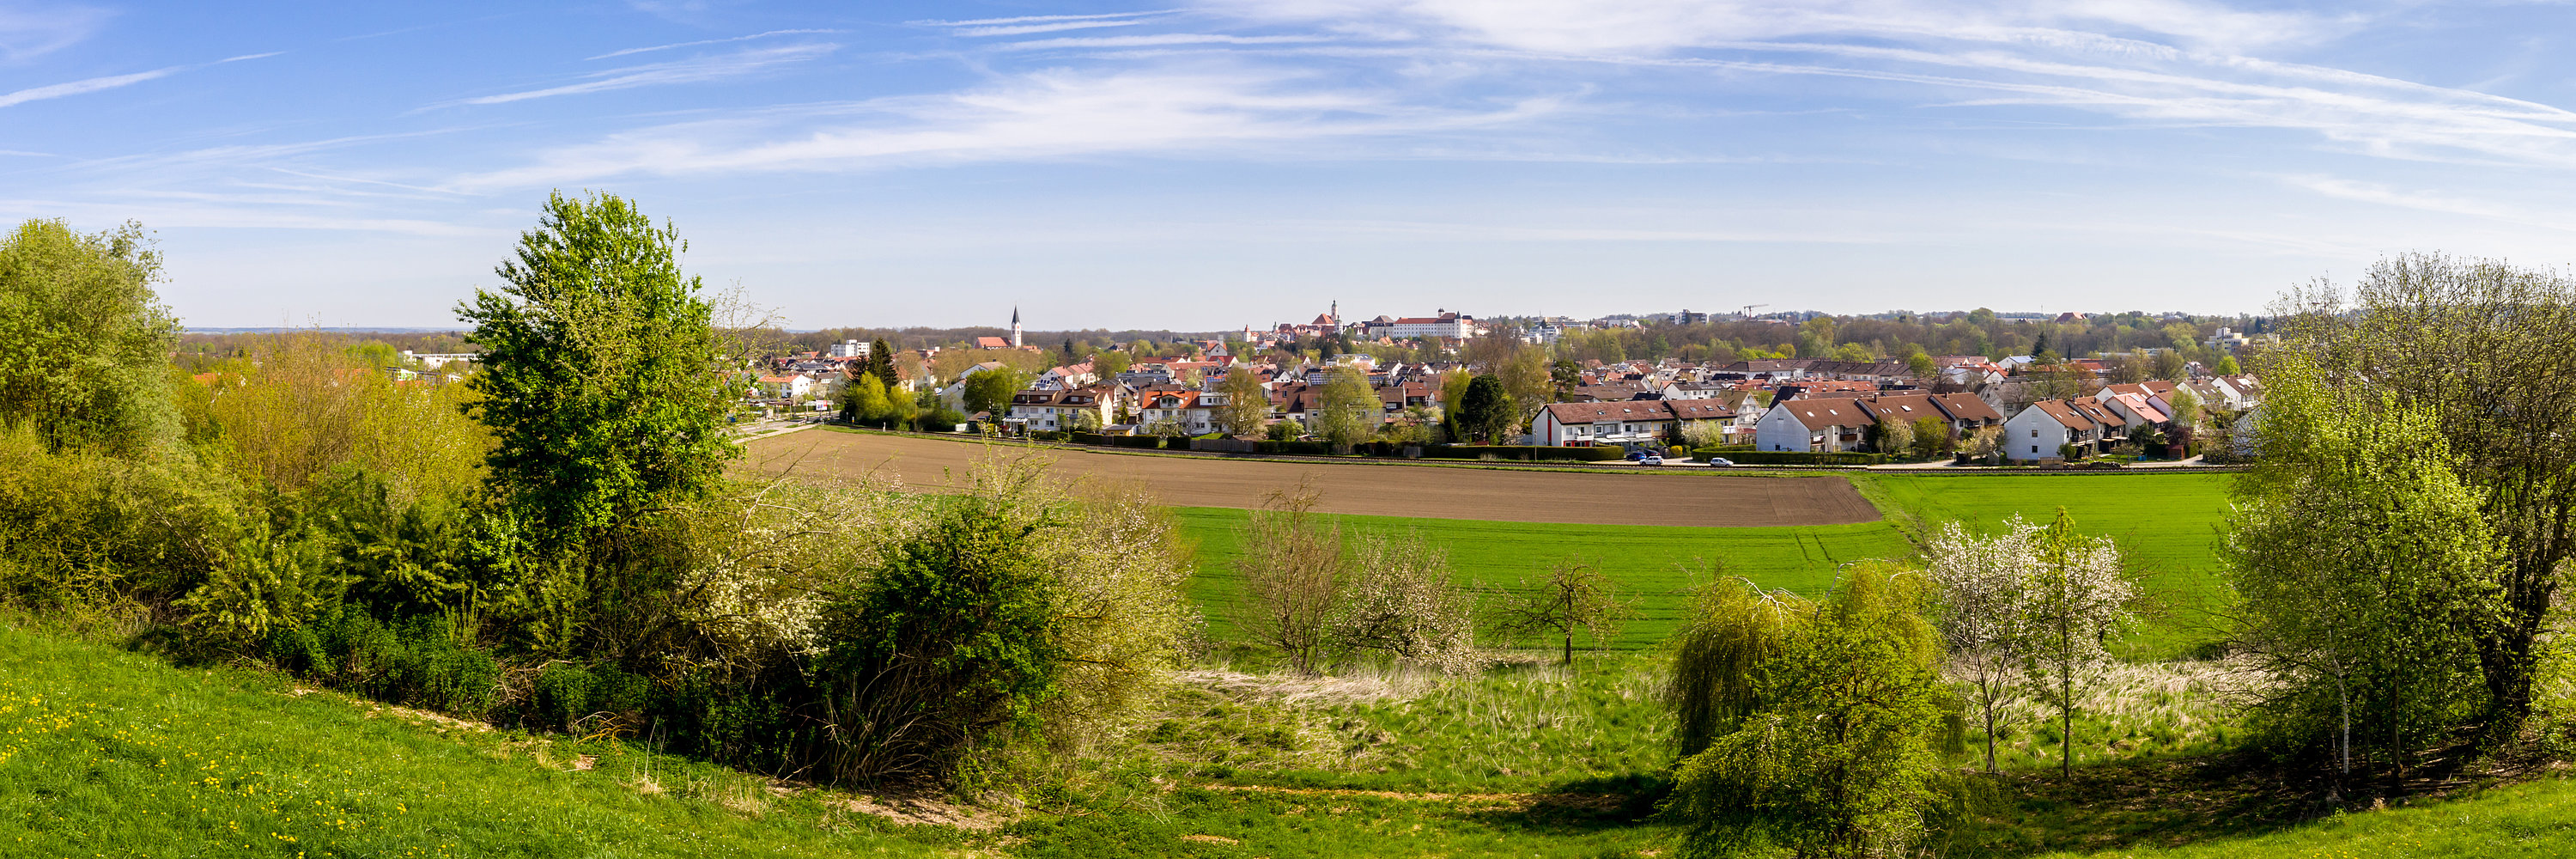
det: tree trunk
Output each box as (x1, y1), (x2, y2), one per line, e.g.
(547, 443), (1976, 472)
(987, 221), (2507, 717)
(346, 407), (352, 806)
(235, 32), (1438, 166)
(1563, 632), (1573, 667)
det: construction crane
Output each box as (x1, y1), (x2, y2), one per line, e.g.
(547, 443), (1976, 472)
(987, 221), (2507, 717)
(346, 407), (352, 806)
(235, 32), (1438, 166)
(1739, 303), (1768, 318)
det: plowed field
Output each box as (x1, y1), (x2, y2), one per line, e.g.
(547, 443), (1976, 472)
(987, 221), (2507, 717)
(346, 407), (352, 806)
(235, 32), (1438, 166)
(746, 430), (1880, 527)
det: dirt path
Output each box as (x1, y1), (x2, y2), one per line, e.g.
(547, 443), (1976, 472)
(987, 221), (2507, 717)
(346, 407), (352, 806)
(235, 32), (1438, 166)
(745, 431), (1882, 527)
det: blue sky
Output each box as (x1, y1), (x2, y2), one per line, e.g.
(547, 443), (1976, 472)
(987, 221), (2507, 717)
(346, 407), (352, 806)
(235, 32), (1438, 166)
(4, 1), (2573, 330)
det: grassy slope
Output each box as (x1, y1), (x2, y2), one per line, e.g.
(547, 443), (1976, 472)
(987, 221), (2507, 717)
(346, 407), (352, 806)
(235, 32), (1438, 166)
(2042, 776), (2576, 859)
(0, 624), (957, 858)
(1172, 469), (2236, 652)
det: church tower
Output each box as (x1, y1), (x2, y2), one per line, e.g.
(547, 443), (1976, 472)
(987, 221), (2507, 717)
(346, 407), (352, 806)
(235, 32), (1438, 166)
(1011, 306), (1023, 348)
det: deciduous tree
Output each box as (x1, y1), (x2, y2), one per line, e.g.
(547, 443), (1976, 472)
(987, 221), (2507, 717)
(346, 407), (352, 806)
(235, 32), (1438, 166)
(0, 218), (178, 454)
(1494, 557), (1635, 665)
(458, 192), (737, 545)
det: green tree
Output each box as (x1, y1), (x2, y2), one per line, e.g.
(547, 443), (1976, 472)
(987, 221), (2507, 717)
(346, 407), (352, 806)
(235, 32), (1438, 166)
(2023, 509), (2135, 778)
(1457, 375), (1515, 444)
(1905, 350), (1937, 381)
(2262, 253), (2576, 734)
(2227, 363), (2501, 783)
(961, 367), (1029, 418)
(1216, 369), (1272, 436)
(839, 374), (894, 425)
(2152, 350), (2187, 381)
(1910, 416), (1950, 459)
(1550, 359), (1583, 399)
(1668, 565), (1949, 858)
(1314, 367), (1376, 446)
(0, 218), (178, 454)
(865, 338), (897, 388)
(457, 192), (737, 545)
(2214, 353), (2241, 375)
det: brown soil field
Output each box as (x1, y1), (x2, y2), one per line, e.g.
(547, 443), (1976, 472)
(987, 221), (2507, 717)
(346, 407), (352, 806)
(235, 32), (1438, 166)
(745, 430), (1882, 527)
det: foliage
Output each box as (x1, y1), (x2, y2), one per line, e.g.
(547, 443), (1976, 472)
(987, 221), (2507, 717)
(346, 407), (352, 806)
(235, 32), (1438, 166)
(1960, 425), (2003, 460)
(1680, 419), (1727, 449)
(1233, 482), (1479, 674)
(2227, 368), (2500, 780)
(2022, 509), (2137, 777)
(1494, 557), (1636, 665)
(1875, 415), (1916, 456)
(2265, 253), (2576, 736)
(1911, 416), (1953, 459)
(187, 332), (489, 502)
(962, 365), (1030, 417)
(1334, 533), (1481, 673)
(1314, 367), (1377, 447)
(1236, 483), (1346, 675)
(0, 424), (240, 609)
(1456, 375), (1515, 444)
(811, 483), (1066, 786)
(1216, 368), (1271, 436)
(1667, 565), (1951, 859)
(838, 372), (896, 424)
(457, 191), (738, 545)
(0, 218), (179, 454)
(1925, 519), (2036, 773)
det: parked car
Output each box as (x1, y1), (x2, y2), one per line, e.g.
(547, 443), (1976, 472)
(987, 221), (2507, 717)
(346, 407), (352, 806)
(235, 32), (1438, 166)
(1639, 454), (1664, 466)
(1705, 457), (1735, 467)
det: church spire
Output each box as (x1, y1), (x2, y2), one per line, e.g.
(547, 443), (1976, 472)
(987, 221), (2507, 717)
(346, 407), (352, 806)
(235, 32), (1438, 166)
(1010, 306), (1024, 348)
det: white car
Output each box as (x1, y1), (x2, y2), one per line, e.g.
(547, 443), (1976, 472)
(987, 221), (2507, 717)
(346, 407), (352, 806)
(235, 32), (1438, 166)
(1638, 454), (1664, 466)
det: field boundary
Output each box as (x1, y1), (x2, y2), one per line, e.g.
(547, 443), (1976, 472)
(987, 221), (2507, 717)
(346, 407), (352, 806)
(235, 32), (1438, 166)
(814, 423), (2243, 478)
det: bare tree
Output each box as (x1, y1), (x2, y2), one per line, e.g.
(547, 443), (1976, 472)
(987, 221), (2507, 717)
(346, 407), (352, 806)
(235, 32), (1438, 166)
(1495, 557), (1637, 665)
(1337, 533), (1481, 673)
(1236, 479), (1345, 675)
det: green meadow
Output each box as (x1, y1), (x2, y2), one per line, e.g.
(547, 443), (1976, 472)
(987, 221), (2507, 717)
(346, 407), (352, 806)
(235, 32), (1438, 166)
(1174, 469), (2239, 654)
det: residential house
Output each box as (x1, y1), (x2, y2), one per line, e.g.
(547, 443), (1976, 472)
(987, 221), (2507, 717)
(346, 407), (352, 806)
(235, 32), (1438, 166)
(755, 373), (815, 400)
(1753, 398), (1875, 453)
(1852, 393), (2006, 439)
(1006, 386), (1117, 431)
(2002, 399), (2124, 462)
(1139, 389), (1225, 435)
(1532, 401), (1679, 448)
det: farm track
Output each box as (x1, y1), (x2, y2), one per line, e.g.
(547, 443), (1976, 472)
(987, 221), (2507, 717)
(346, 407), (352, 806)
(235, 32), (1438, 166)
(744, 430), (1882, 527)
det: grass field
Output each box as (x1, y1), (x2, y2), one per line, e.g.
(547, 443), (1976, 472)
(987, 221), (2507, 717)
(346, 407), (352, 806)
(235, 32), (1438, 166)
(0, 623), (960, 858)
(1174, 469), (2239, 655)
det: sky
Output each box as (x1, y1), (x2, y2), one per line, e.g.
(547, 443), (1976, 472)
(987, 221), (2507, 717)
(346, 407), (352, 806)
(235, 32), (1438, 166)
(5, 1), (2575, 331)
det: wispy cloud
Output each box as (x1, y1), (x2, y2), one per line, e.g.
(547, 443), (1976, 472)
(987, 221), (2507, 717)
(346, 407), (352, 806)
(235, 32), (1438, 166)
(0, 3), (109, 63)
(586, 28), (841, 61)
(999, 34), (1326, 52)
(434, 43), (835, 107)
(956, 20), (1160, 38)
(914, 10), (1178, 27)
(449, 66), (1559, 191)
(0, 52), (276, 109)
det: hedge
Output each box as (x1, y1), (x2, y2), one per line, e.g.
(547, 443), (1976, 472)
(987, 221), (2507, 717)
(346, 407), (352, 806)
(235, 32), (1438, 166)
(1256, 440), (1336, 456)
(1716, 450), (1887, 466)
(1421, 445), (1628, 462)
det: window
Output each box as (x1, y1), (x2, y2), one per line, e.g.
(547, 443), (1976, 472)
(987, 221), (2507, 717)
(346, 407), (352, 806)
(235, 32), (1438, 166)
(2030, 429), (2038, 438)
(2032, 445), (2039, 454)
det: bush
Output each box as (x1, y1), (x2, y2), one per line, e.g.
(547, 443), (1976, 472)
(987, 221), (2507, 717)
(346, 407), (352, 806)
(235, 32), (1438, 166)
(1668, 565), (1949, 858)
(1420, 445), (1625, 462)
(266, 608), (502, 717)
(532, 661), (649, 732)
